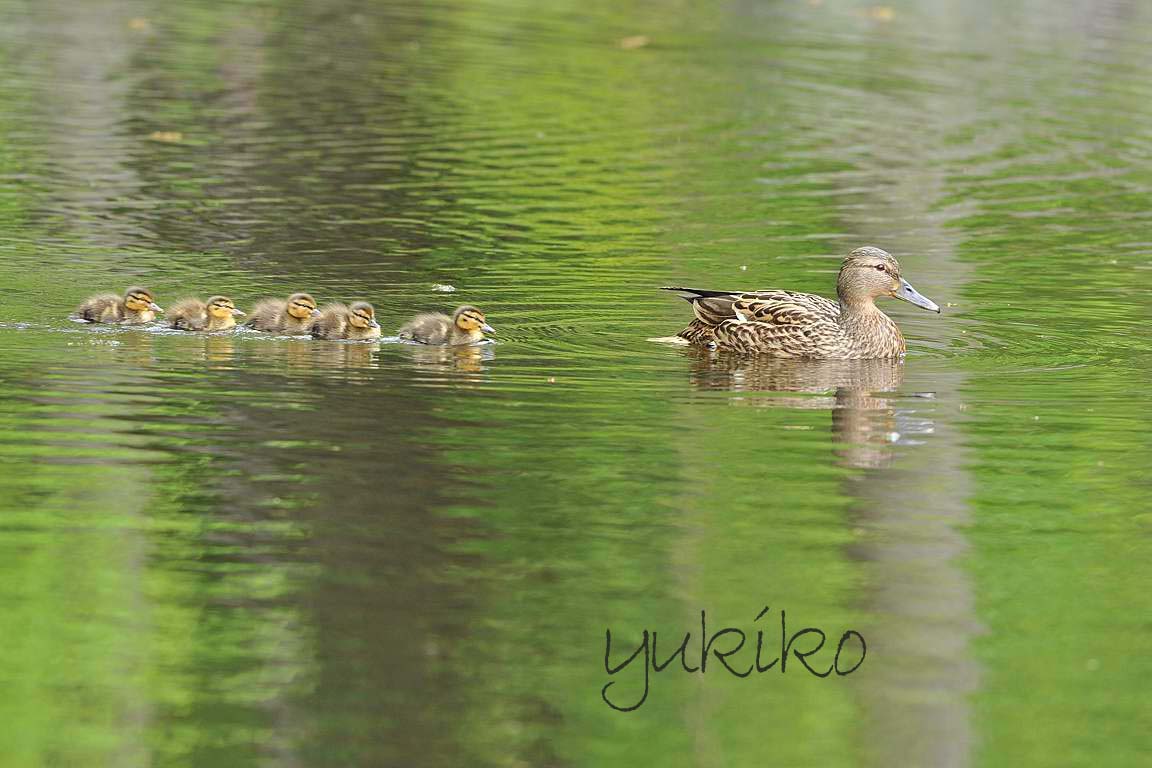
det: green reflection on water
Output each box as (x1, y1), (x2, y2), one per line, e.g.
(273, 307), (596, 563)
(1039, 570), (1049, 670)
(0, 0), (1150, 766)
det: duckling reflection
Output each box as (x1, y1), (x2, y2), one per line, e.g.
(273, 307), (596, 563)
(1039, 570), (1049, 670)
(74, 326), (158, 367)
(686, 350), (911, 469)
(405, 343), (492, 376)
(308, 340), (381, 373)
(202, 335), (237, 364)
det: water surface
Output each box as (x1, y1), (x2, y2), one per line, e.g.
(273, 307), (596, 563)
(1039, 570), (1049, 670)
(1, 0), (1150, 766)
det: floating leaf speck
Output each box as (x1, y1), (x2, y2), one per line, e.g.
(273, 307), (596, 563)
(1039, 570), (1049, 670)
(432, 284), (456, 293)
(148, 131), (184, 143)
(618, 35), (650, 50)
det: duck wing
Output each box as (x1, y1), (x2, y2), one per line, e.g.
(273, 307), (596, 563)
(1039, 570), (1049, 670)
(663, 287), (839, 326)
(718, 291), (844, 356)
(729, 290), (840, 325)
(664, 287), (845, 355)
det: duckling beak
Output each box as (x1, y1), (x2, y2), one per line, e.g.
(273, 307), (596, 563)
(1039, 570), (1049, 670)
(231, 308), (246, 317)
(150, 302), (164, 313)
(481, 322), (495, 333)
(311, 308), (322, 317)
(895, 278), (940, 313)
(370, 318), (380, 329)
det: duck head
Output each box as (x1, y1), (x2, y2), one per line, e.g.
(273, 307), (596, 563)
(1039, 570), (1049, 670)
(124, 286), (163, 314)
(286, 293), (321, 320)
(207, 295), (245, 320)
(348, 301), (380, 330)
(453, 305), (494, 334)
(837, 247), (939, 313)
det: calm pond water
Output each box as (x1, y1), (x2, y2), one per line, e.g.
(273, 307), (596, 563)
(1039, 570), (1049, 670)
(1, 0), (1150, 766)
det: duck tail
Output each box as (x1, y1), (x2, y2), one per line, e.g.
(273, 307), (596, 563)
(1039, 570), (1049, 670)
(660, 287), (741, 301)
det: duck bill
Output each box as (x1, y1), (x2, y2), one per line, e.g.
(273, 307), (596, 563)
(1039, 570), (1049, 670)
(149, 302), (164, 313)
(895, 278), (940, 313)
(311, 308), (322, 317)
(231, 308), (246, 317)
(480, 322), (495, 333)
(370, 319), (380, 329)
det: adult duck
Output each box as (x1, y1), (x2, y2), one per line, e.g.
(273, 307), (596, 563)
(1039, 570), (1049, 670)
(664, 246), (939, 359)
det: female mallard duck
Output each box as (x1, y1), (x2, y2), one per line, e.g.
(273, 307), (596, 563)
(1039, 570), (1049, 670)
(397, 305), (493, 345)
(310, 301), (381, 340)
(74, 286), (163, 324)
(168, 295), (246, 331)
(664, 246), (939, 359)
(244, 292), (321, 334)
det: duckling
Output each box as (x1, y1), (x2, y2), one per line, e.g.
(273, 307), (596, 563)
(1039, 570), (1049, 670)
(397, 305), (493, 345)
(664, 246), (939, 359)
(168, 295), (246, 331)
(244, 292), (321, 334)
(74, 286), (163, 324)
(310, 301), (381, 340)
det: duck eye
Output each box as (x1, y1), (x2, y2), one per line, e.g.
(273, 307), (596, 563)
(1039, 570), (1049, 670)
(874, 265), (886, 271)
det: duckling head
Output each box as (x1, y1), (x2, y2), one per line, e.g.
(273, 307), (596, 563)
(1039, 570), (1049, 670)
(207, 295), (245, 320)
(348, 301), (380, 330)
(453, 305), (494, 334)
(125, 286), (163, 314)
(287, 293), (321, 320)
(838, 247), (939, 313)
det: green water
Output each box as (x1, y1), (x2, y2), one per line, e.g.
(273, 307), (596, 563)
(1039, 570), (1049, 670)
(1, 0), (1150, 765)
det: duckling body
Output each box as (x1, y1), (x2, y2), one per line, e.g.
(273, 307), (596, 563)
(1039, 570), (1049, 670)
(168, 296), (246, 332)
(665, 247), (939, 359)
(397, 305), (493, 346)
(244, 293), (321, 334)
(74, 287), (163, 324)
(311, 302), (381, 340)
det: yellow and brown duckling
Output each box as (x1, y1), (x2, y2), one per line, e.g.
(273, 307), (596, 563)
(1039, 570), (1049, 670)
(397, 305), (493, 346)
(664, 246), (939, 359)
(74, 286), (163, 324)
(310, 301), (381, 340)
(168, 295), (246, 332)
(244, 292), (321, 334)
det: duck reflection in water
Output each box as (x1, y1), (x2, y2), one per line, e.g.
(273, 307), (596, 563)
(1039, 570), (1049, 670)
(309, 340), (381, 373)
(686, 349), (926, 469)
(405, 343), (493, 377)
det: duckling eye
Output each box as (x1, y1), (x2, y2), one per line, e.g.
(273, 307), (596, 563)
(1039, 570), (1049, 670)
(874, 265), (886, 272)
